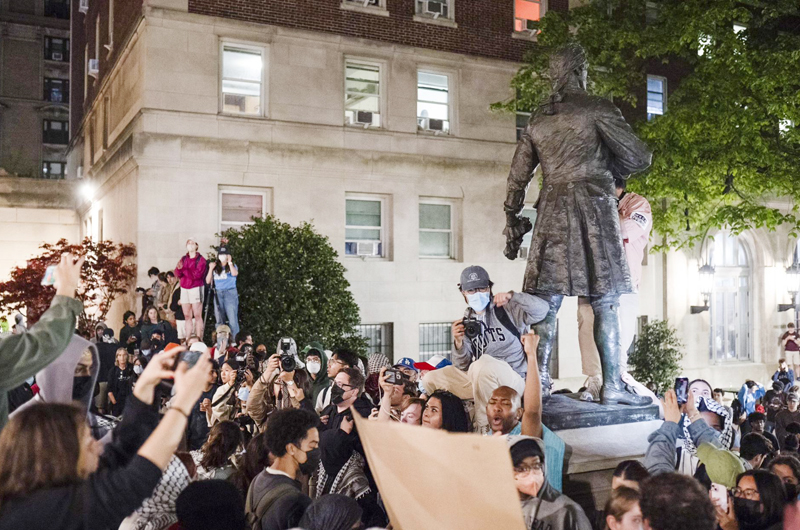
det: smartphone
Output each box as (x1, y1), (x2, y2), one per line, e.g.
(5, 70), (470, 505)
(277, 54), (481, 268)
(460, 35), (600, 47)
(675, 377), (689, 405)
(710, 483), (728, 512)
(41, 265), (57, 286)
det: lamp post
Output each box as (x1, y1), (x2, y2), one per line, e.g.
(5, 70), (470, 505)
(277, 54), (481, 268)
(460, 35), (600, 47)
(691, 263), (715, 314)
(778, 261), (800, 327)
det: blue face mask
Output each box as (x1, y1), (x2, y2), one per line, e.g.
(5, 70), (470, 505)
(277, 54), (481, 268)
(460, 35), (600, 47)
(238, 387), (250, 402)
(466, 291), (490, 312)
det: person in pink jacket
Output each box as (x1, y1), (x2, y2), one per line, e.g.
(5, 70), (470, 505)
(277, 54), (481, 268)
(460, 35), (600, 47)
(175, 238), (207, 339)
(578, 178), (652, 402)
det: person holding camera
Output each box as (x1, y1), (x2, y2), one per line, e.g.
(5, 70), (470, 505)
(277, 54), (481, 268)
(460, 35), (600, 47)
(208, 359), (243, 427)
(205, 245), (240, 340)
(427, 266), (549, 430)
(248, 343), (314, 431)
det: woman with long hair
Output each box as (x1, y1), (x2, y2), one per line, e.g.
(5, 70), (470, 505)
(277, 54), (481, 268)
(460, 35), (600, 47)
(205, 245), (240, 339)
(421, 390), (471, 433)
(717, 470), (787, 530)
(0, 349), (212, 529)
(190, 420), (243, 481)
(107, 348), (134, 417)
(769, 455), (800, 501)
(139, 306), (163, 345)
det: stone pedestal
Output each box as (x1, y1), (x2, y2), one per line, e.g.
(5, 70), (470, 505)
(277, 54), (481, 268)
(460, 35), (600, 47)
(543, 394), (662, 516)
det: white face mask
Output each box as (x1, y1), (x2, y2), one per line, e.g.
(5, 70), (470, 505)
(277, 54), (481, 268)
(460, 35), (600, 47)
(134, 365), (143, 375)
(219, 255), (228, 264)
(306, 360), (321, 375)
(187, 243), (196, 252)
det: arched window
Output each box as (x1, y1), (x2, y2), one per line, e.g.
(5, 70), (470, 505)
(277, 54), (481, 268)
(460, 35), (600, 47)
(708, 232), (752, 362)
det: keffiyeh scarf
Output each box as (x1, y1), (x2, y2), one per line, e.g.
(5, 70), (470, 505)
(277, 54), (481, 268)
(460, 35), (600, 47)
(133, 455), (192, 530)
(681, 396), (734, 455)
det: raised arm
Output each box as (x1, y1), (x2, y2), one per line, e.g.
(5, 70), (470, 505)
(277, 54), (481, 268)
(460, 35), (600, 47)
(520, 331), (543, 438)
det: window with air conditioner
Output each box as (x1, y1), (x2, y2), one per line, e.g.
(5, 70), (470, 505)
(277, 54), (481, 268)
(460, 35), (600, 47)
(219, 187), (271, 233)
(45, 37), (69, 62)
(221, 44), (265, 117)
(43, 78), (69, 103)
(43, 120), (69, 145)
(419, 199), (457, 259)
(514, 0), (545, 34)
(345, 61), (381, 128)
(345, 196), (386, 258)
(416, 0), (450, 19)
(646, 75), (666, 121)
(417, 71), (450, 134)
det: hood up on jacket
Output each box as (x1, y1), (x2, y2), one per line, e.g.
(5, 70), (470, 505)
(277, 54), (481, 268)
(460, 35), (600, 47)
(301, 341), (330, 400)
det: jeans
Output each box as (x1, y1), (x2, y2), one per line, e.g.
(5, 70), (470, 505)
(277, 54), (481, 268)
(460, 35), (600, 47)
(214, 288), (240, 338)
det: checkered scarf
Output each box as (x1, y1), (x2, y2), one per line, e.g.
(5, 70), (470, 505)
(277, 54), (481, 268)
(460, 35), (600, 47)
(132, 455), (192, 530)
(682, 396), (734, 455)
(367, 353), (391, 375)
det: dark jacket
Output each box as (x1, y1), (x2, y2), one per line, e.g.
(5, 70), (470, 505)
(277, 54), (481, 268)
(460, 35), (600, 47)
(0, 396), (162, 530)
(107, 365), (134, 416)
(187, 384), (218, 451)
(319, 395), (373, 479)
(0, 295), (83, 431)
(118, 325), (141, 355)
(96, 341), (119, 384)
(249, 470), (310, 530)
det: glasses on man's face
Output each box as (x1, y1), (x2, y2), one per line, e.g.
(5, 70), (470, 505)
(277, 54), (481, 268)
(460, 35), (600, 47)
(330, 358), (345, 366)
(335, 381), (355, 390)
(463, 287), (490, 296)
(513, 462), (543, 476)
(733, 487), (761, 501)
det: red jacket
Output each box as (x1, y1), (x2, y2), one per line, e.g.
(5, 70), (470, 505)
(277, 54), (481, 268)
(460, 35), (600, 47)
(175, 254), (207, 290)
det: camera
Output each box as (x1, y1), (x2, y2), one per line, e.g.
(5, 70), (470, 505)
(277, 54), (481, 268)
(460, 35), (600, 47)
(279, 338), (296, 372)
(135, 287), (146, 294)
(462, 317), (482, 340)
(385, 368), (407, 386)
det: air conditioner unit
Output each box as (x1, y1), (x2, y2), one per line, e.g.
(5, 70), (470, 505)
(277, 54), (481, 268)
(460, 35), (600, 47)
(52, 52), (63, 61)
(355, 242), (381, 257)
(79, 0), (89, 14)
(425, 0), (444, 17)
(355, 111), (373, 125)
(428, 118), (444, 131)
(362, 0), (379, 6)
(88, 58), (99, 77)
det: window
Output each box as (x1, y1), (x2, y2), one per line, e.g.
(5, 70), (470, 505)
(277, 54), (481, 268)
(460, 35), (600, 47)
(417, 71), (450, 134)
(518, 207), (538, 258)
(340, 0), (388, 14)
(345, 197), (385, 258)
(416, 0), (450, 19)
(42, 161), (65, 179)
(356, 323), (394, 361)
(43, 120), (69, 144)
(419, 322), (452, 361)
(345, 61), (381, 127)
(44, 0), (70, 19)
(44, 78), (69, 103)
(219, 188), (269, 232)
(221, 44), (265, 116)
(514, 0), (544, 33)
(419, 200), (455, 258)
(97, 209), (104, 241)
(707, 232), (751, 363)
(44, 37), (69, 62)
(646, 75), (666, 121)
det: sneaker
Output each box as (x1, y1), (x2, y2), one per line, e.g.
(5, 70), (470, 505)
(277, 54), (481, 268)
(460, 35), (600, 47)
(580, 376), (601, 402)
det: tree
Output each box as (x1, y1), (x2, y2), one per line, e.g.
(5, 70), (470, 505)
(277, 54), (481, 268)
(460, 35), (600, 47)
(628, 319), (685, 395)
(0, 238), (137, 335)
(496, 0), (800, 250)
(219, 216), (367, 354)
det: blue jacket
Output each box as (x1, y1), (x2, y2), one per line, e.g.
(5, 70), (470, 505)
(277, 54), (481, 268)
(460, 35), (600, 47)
(738, 383), (766, 416)
(773, 369), (796, 387)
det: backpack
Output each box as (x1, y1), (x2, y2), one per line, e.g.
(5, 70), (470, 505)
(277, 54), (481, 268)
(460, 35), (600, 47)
(245, 479), (298, 530)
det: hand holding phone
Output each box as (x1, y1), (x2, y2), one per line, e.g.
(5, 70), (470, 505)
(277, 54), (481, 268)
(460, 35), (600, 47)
(675, 377), (689, 405)
(709, 483), (728, 512)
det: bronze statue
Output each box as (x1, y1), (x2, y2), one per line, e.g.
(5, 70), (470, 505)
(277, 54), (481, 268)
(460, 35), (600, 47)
(504, 44), (652, 406)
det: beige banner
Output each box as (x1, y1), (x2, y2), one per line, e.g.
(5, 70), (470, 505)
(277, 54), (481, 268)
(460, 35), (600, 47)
(352, 412), (527, 530)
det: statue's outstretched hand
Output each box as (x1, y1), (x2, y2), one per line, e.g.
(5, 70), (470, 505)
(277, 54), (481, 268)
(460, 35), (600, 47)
(502, 216), (533, 260)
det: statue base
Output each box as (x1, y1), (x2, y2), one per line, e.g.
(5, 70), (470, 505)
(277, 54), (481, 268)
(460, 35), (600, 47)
(542, 393), (659, 431)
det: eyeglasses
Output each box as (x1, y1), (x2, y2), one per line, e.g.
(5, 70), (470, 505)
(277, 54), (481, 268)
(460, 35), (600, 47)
(733, 487), (760, 501)
(463, 287), (490, 295)
(513, 462), (543, 475)
(335, 381), (355, 390)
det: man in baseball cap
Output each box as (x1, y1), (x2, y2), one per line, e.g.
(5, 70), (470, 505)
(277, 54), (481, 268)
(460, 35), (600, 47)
(422, 265), (550, 430)
(393, 357), (419, 381)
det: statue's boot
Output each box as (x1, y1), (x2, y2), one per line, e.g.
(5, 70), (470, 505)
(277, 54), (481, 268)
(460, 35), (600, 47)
(531, 294), (563, 400)
(590, 295), (653, 406)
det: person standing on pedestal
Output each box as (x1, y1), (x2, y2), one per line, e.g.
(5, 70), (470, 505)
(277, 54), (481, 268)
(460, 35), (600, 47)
(175, 238), (207, 340)
(205, 245), (240, 340)
(578, 177), (653, 402)
(503, 43), (651, 406)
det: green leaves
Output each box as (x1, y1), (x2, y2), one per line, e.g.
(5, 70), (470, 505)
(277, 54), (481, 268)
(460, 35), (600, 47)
(628, 319), (685, 395)
(501, 0), (800, 249)
(220, 216), (367, 355)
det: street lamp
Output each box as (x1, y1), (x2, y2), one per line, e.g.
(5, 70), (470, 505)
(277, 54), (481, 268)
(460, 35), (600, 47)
(691, 263), (715, 314)
(778, 261), (800, 326)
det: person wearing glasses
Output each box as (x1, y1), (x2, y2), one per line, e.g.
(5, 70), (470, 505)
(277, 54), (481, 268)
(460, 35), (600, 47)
(715, 470), (788, 530)
(314, 349), (359, 415)
(425, 265), (548, 430)
(508, 435), (592, 530)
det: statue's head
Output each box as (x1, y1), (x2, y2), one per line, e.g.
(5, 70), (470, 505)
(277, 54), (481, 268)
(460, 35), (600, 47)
(548, 43), (588, 94)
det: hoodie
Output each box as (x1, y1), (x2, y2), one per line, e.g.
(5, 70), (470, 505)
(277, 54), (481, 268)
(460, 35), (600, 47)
(300, 342), (330, 404)
(508, 436), (592, 530)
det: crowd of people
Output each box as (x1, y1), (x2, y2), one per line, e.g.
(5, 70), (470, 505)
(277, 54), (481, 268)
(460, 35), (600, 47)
(2, 249), (800, 530)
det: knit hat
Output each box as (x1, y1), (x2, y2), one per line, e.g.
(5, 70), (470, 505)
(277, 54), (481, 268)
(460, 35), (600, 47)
(696, 443), (745, 489)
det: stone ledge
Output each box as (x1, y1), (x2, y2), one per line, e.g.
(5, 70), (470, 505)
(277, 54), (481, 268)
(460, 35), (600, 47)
(0, 176), (78, 209)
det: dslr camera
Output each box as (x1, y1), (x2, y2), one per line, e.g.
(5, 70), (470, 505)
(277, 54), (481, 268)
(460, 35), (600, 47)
(279, 338), (296, 372)
(462, 317), (482, 340)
